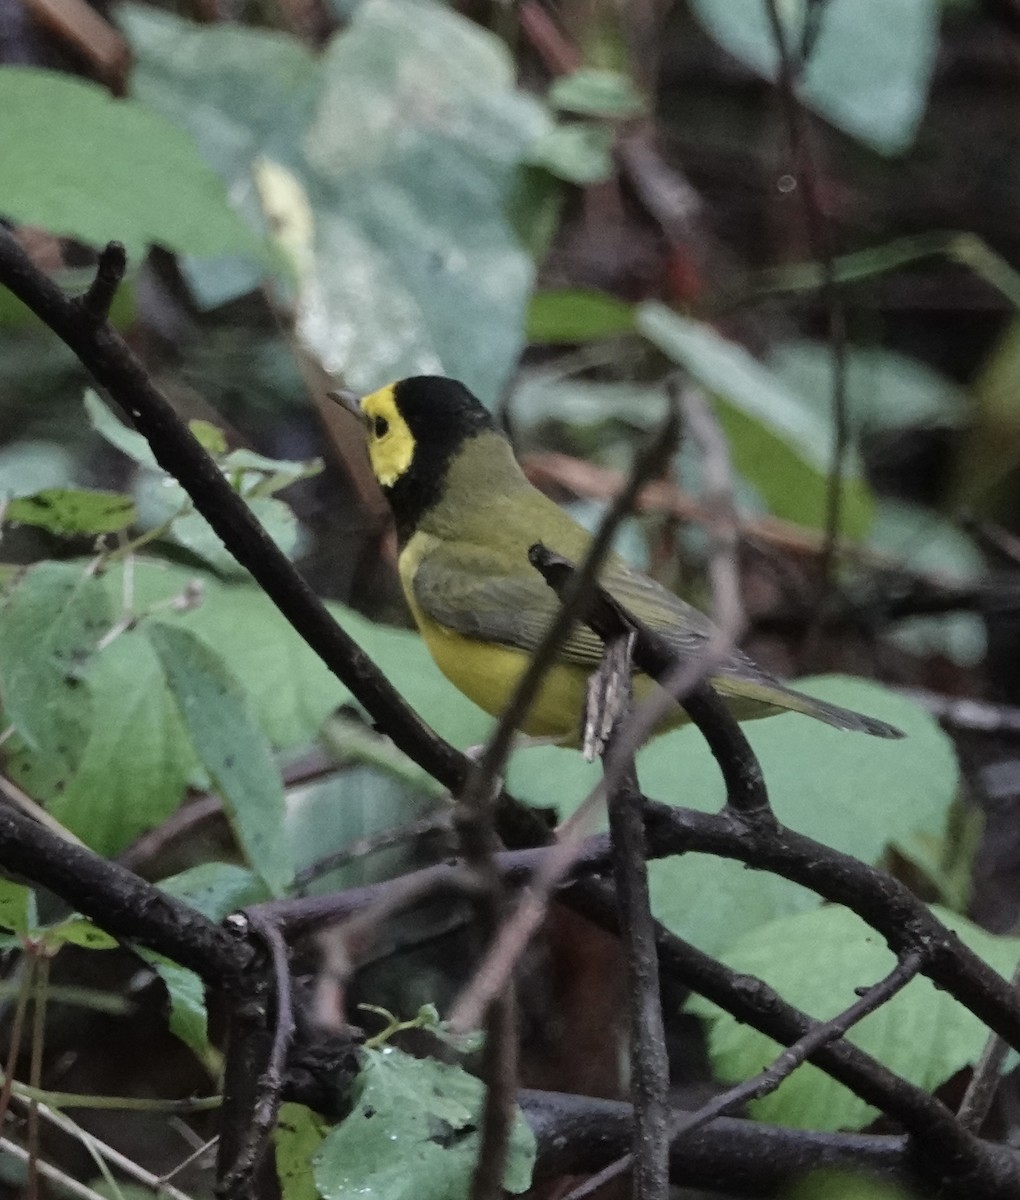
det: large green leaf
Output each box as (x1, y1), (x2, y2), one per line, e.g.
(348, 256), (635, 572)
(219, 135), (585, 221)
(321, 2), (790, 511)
(148, 623), (293, 897)
(689, 905), (1020, 1131)
(508, 678), (957, 955)
(116, 559), (490, 751)
(0, 67), (264, 260)
(689, 0), (938, 156)
(636, 304), (873, 538)
(313, 1046), (535, 1199)
(124, 0), (554, 399)
(0, 562), (110, 796)
(42, 627), (195, 855)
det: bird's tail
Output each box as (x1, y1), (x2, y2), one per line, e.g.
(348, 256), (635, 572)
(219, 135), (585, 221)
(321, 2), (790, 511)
(712, 677), (905, 739)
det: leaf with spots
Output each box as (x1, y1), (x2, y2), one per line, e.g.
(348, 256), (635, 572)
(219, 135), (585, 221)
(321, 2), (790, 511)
(147, 622), (293, 897)
(6, 488), (137, 536)
(313, 1046), (535, 1199)
(0, 562), (111, 795)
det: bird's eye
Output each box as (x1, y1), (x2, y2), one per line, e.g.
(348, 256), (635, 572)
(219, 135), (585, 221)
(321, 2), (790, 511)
(373, 415), (389, 438)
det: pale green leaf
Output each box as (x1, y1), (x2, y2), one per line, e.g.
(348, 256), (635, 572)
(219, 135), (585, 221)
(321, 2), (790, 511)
(636, 303), (873, 537)
(6, 488), (136, 537)
(690, 905), (1020, 1130)
(148, 622), (293, 897)
(313, 1046), (535, 1199)
(688, 0), (938, 156)
(549, 68), (646, 119)
(0, 67), (265, 259)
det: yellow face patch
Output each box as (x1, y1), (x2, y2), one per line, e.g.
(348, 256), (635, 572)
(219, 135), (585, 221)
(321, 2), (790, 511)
(359, 384), (415, 488)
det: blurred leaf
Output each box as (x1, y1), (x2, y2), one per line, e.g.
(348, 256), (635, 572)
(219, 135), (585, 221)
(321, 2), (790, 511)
(141, 863), (270, 1057)
(121, 5), (319, 308)
(0, 442), (76, 495)
(529, 123), (615, 185)
(166, 493), (302, 577)
(146, 953), (210, 1058)
(549, 68), (646, 119)
(276, 1103), (329, 1200)
(510, 375), (666, 431)
(116, 559), (492, 751)
(510, 679), (957, 954)
(637, 304), (873, 537)
(769, 342), (968, 432)
(40, 916), (117, 951)
(188, 419), (228, 456)
(312, 1046), (535, 1199)
(527, 289), (636, 344)
(952, 316), (1020, 510)
(36, 627), (195, 855)
(0, 67), (265, 260)
(125, 0), (553, 399)
(221, 448), (324, 498)
(0, 881), (36, 937)
(148, 622), (293, 897)
(784, 1168), (914, 1200)
(689, 0), (938, 155)
(866, 500), (986, 666)
(0, 563), (109, 803)
(85, 390), (158, 468)
(6, 489), (136, 537)
(296, 0), (550, 397)
(286, 765), (441, 892)
(158, 862), (270, 919)
(690, 905), (1020, 1130)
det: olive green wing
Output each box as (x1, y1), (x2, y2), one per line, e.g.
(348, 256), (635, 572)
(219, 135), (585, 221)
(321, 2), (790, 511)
(410, 543), (718, 671)
(410, 546), (607, 668)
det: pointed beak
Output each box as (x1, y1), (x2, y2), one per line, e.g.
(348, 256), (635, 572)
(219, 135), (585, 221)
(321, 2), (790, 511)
(328, 388), (361, 417)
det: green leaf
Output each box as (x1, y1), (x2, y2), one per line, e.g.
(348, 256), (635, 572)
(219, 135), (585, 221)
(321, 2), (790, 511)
(867, 501), (986, 667)
(37, 627), (195, 856)
(158, 862), (270, 920)
(163, 492), (301, 577)
(769, 342), (969, 432)
(85, 390), (159, 468)
(549, 68), (646, 119)
(145, 953), (210, 1058)
(0, 563), (110, 796)
(221, 448), (324, 498)
(125, 0), (553, 398)
(0, 67), (265, 260)
(145, 865), (268, 1059)
(509, 374), (665, 431)
(510, 678), (958, 955)
(39, 916), (117, 951)
(6, 489), (137, 537)
(147, 622), (293, 897)
(312, 1046), (536, 1199)
(188, 419), (228, 456)
(0, 880), (36, 937)
(276, 1103), (329, 1200)
(530, 122), (615, 185)
(636, 303), (873, 537)
(690, 905), (1020, 1131)
(526, 289), (636, 344)
(688, 0), (938, 156)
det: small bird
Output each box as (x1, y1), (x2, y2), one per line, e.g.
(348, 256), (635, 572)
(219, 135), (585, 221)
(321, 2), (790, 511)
(343, 376), (903, 743)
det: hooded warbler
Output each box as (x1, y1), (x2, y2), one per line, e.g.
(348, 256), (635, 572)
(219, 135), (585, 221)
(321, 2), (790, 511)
(345, 376), (902, 743)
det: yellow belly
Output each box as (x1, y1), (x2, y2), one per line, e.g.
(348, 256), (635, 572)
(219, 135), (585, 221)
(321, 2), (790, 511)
(413, 609), (591, 738)
(397, 534), (683, 742)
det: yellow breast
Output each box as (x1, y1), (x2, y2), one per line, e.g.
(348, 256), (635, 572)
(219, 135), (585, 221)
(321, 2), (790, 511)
(396, 534), (676, 743)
